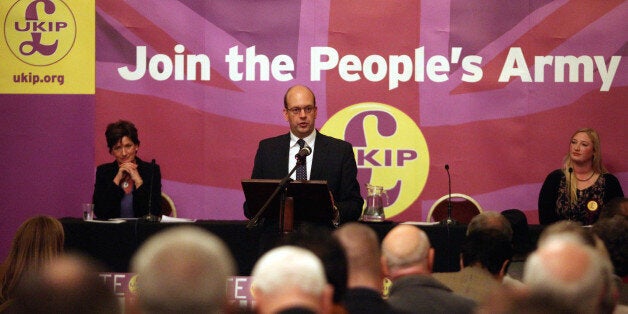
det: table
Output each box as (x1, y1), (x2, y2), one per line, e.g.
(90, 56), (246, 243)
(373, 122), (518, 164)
(61, 218), (544, 275)
(62, 218), (261, 276)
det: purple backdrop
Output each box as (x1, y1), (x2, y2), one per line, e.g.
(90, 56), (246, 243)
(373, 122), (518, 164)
(0, 95), (94, 260)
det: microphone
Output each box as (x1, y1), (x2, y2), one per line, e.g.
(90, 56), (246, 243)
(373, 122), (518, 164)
(295, 145), (312, 159)
(143, 159), (161, 222)
(441, 164), (457, 225)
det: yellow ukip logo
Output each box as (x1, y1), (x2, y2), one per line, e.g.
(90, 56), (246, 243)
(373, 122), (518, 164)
(321, 103), (430, 218)
(4, 0), (76, 66)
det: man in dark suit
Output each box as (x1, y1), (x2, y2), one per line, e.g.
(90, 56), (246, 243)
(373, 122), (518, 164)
(335, 223), (400, 314)
(244, 85), (363, 227)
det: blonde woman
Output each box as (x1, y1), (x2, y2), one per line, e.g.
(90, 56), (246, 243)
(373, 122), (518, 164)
(538, 128), (624, 225)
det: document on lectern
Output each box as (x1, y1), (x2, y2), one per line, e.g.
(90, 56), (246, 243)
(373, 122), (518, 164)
(241, 179), (334, 224)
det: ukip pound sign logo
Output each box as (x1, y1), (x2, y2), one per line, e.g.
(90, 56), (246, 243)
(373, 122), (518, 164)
(321, 103), (430, 219)
(4, 0), (76, 66)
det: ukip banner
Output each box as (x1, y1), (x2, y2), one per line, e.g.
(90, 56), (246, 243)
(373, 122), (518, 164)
(93, 0), (627, 223)
(0, 0), (625, 233)
(0, 0), (95, 94)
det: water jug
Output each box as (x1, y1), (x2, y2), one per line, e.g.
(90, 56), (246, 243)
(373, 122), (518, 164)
(362, 183), (389, 222)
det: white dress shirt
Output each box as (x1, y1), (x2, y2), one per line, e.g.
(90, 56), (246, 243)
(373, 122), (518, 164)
(288, 130), (316, 180)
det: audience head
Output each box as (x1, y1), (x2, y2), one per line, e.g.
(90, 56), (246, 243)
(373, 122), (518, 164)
(523, 233), (610, 313)
(0, 215), (64, 303)
(130, 226), (236, 314)
(281, 224), (347, 304)
(105, 120), (140, 153)
(251, 245), (332, 314)
(333, 222), (383, 289)
(592, 215), (628, 278)
(11, 253), (120, 314)
(381, 224), (433, 279)
(537, 220), (617, 313)
(537, 220), (597, 247)
(467, 211), (513, 241)
(461, 229), (513, 278)
(599, 197), (628, 219)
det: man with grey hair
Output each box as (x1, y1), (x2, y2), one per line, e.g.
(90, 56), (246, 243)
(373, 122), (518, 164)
(381, 225), (475, 313)
(251, 245), (333, 314)
(523, 233), (608, 314)
(130, 226), (236, 314)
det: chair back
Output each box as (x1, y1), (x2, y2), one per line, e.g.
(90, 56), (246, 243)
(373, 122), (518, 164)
(160, 192), (177, 217)
(427, 193), (482, 224)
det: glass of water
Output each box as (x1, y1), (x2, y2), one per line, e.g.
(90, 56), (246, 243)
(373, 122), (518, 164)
(82, 203), (94, 221)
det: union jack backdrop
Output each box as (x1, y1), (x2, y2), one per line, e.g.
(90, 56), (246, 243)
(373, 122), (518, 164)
(92, 0), (626, 223)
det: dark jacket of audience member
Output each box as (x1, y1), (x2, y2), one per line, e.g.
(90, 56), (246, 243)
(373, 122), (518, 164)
(593, 215), (628, 306)
(334, 223), (400, 314)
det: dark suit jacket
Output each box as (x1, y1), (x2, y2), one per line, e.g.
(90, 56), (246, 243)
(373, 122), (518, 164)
(432, 265), (501, 303)
(343, 287), (400, 314)
(92, 157), (162, 219)
(246, 131), (363, 224)
(387, 275), (476, 314)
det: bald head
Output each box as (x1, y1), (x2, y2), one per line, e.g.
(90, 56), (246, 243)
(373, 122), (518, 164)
(334, 223), (381, 287)
(537, 241), (591, 282)
(523, 235), (605, 313)
(282, 84), (318, 138)
(381, 225), (432, 277)
(283, 85), (316, 108)
(131, 226), (235, 314)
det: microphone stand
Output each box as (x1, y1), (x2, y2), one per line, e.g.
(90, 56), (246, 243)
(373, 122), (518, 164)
(440, 164), (458, 225)
(246, 155), (305, 229)
(567, 167), (573, 221)
(143, 159), (161, 222)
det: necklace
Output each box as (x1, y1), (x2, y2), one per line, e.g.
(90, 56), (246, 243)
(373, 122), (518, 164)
(122, 181), (129, 189)
(576, 172), (595, 182)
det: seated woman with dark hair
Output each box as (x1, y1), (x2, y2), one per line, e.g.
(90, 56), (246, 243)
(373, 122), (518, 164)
(0, 215), (65, 309)
(92, 120), (161, 219)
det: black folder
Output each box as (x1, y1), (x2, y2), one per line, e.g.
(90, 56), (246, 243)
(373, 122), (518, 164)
(241, 179), (334, 224)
